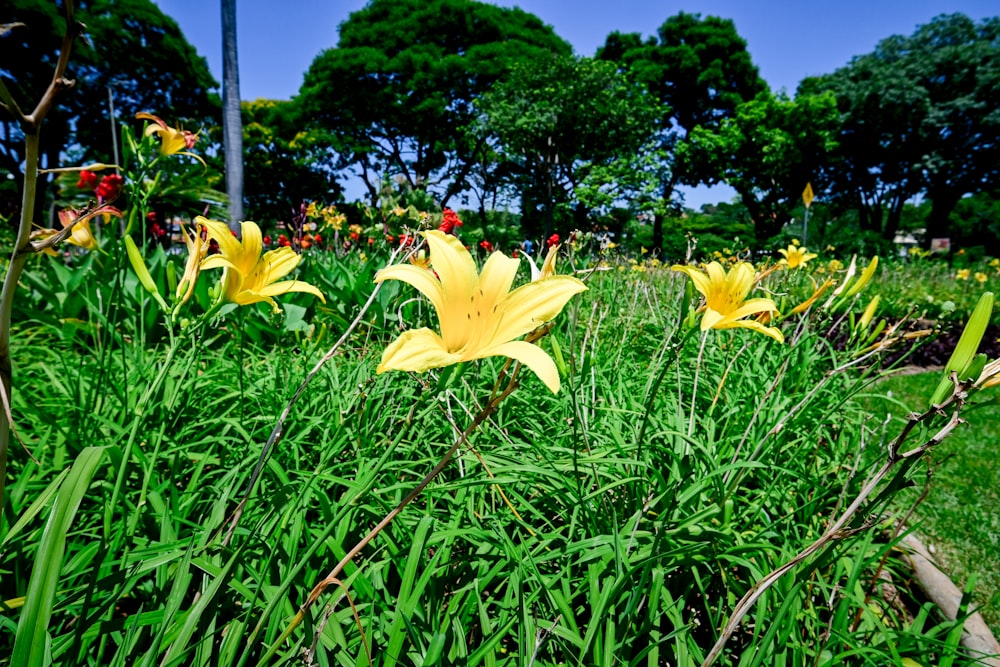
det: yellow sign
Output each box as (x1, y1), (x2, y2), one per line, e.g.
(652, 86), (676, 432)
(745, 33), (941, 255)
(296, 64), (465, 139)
(802, 182), (815, 208)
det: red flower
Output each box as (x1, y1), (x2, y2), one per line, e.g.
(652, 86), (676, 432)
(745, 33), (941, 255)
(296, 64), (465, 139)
(385, 234), (396, 244)
(512, 249), (519, 258)
(278, 234), (291, 247)
(349, 231), (360, 242)
(399, 234), (413, 247)
(546, 233), (560, 248)
(479, 239), (494, 253)
(314, 233), (322, 244)
(263, 235), (272, 246)
(95, 174), (124, 201)
(77, 170), (100, 191)
(438, 207), (464, 234)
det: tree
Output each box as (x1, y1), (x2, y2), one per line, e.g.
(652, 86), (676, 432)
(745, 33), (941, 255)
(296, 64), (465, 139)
(0, 0), (217, 214)
(679, 90), (839, 240)
(806, 14), (1000, 242)
(221, 0), (242, 228)
(597, 12), (766, 250)
(296, 0), (570, 208)
(240, 99), (341, 225)
(478, 55), (662, 237)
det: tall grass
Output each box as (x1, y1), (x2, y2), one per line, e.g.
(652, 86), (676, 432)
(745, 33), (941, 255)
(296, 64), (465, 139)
(1, 254), (991, 666)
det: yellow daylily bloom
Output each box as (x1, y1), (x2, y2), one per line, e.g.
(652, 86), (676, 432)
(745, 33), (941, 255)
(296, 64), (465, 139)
(375, 230), (587, 393)
(176, 222), (209, 305)
(778, 244), (817, 269)
(671, 261), (784, 343)
(199, 217), (325, 313)
(32, 206), (120, 255)
(956, 269), (971, 281)
(135, 112), (205, 165)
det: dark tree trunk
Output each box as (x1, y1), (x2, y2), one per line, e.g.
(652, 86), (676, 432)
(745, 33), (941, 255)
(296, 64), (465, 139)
(923, 188), (963, 247)
(221, 0), (243, 229)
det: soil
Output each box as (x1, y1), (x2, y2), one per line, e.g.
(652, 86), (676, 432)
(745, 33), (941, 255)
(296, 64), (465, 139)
(881, 322), (1000, 369)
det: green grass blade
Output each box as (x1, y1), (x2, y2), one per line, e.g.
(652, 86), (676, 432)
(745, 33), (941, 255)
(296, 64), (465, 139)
(11, 446), (106, 667)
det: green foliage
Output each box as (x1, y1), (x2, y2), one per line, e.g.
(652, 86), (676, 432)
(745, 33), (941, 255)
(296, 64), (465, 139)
(1, 247), (995, 665)
(0, 0), (218, 214)
(804, 14), (1000, 242)
(478, 55), (663, 237)
(240, 99), (341, 224)
(597, 12), (767, 249)
(297, 0), (571, 206)
(680, 90), (839, 240)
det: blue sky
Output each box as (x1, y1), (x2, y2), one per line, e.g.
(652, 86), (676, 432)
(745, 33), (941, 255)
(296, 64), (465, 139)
(153, 0), (998, 208)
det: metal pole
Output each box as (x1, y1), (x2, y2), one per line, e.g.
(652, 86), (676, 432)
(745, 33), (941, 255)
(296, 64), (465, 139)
(803, 206), (809, 244)
(107, 86), (119, 172)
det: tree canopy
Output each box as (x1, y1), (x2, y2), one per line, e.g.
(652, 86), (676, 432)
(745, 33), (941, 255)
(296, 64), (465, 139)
(680, 90), (839, 240)
(597, 12), (766, 249)
(1, 0), (217, 213)
(804, 13), (1000, 242)
(478, 55), (662, 236)
(296, 0), (571, 207)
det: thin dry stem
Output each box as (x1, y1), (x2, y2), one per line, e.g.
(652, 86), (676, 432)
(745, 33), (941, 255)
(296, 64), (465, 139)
(701, 380), (969, 667)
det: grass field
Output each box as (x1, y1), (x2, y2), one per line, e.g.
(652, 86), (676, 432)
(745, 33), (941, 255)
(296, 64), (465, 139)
(1, 243), (997, 666)
(868, 370), (1000, 629)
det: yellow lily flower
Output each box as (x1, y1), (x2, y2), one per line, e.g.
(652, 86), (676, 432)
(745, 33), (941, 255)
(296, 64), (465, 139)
(778, 244), (817, 269)
(176, 222), (209, 305)
(135, 112), (205, 165)
(199, 217), (325, 313)
(375, 230), (587, 393)
(32, 206), (120, 255)
(672, 261), (784, 343)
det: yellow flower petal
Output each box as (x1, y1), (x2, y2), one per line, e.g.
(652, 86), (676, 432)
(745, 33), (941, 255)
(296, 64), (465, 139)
(374, 230), (586, 391)
(375, 264), (446, 314)
(488, 340), (561, 393)
(378, 328), (463, 373)
(491, 276), (587, 346)
(673, 261), (782, 342)
(198, 218), (323, 311)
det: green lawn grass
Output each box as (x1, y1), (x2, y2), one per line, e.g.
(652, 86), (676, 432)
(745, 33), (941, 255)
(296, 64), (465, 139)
(868, 370), (1000, 629)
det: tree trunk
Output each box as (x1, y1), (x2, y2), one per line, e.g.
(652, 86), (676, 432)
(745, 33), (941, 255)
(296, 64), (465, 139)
(221, 0), (243, 230)
(653, 176), (679, 255)
(923, 188), (962, 247)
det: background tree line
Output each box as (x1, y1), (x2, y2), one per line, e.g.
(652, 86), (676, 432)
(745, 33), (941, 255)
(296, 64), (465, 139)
(2, 0), (999, 255)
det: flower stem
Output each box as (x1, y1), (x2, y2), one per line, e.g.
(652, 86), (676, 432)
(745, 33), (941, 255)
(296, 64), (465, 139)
(257, 368), (523, 664)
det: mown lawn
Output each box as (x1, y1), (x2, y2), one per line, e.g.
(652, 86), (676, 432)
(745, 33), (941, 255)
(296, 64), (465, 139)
(869, 370), (1000, 629)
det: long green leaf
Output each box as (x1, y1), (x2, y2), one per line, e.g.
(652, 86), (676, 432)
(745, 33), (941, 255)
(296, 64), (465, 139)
(12, 446), (106, 667)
